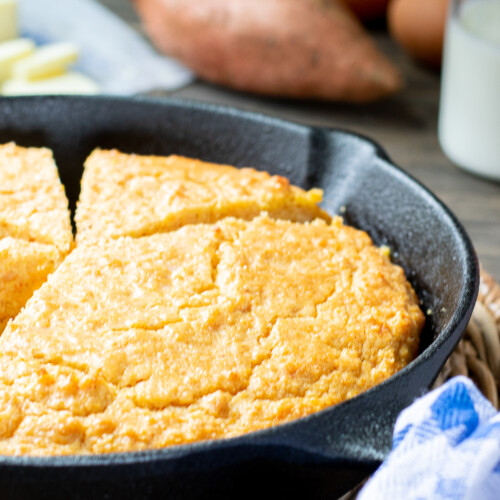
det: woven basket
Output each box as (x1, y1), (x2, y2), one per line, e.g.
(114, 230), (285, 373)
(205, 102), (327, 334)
(433, 269), (500, 407)
(341, 269), (500, 499)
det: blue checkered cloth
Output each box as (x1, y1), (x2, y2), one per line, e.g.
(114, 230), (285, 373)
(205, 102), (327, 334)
(358, 376), (500, 500)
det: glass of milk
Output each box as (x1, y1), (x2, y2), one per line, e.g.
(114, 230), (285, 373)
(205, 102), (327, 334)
(438, 0), (500, 180)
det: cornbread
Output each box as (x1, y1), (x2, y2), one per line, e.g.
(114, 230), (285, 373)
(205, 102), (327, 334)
(75, 149), (330, 242)
(0, 215), (424, 455)
(0, 143), (73, 332)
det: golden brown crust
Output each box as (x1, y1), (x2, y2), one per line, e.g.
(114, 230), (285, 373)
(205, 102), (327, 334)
(75, 149), (330, 243)
(0, 216), (424, 455)
(0, 143), (73, 333)
(0, 238), (64, 330)
(0, 143), (73, 253)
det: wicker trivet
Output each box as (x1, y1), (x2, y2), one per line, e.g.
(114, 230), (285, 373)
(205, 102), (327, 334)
(341, 269), (500, 500)
(433, 269), (500, 408)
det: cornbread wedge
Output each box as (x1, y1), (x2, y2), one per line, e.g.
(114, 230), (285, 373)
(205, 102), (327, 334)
(0, 216), (424, 455)
(75, 149), (330, 242)
(0, 143), (72, 332)
(0, 238), (63, 334)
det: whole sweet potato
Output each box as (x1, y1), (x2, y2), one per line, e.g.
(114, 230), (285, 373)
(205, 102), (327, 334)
(133, 0), (402, 102)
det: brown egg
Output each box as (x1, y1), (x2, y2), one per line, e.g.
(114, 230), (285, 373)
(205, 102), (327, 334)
(388, 0), (449, 69)
(340, 0), (390, 21)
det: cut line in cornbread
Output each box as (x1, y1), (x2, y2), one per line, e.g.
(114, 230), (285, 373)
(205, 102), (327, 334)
(0, 142), (73, 332)
(75, 149), (330, 243)
(0, 215), (424, 455)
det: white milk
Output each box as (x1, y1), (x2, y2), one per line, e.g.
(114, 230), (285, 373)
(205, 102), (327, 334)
(438, 0), (500, 180)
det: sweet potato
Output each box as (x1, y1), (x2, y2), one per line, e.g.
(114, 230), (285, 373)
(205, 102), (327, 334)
(133, 0), (402, 102)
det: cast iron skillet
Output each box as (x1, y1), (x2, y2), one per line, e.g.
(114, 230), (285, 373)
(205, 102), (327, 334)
(0, 96), (478, 499)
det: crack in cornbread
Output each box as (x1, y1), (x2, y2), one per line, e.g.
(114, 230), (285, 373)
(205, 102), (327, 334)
(0, 216), (424, 455)
(0, 143), (73, 333)
(0, 239), (63, 334)
(75, 149), (330, 243)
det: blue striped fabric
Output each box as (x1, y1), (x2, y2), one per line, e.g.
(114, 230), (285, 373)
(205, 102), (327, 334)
(359, 377), (500, 500)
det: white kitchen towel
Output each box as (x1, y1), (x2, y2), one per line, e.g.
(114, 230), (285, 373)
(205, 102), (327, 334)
(359, 376), (500, 500)
(18, 0), (193, 94)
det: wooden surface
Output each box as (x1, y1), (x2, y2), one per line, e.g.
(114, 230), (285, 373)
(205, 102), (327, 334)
(100, 0), (500, 283)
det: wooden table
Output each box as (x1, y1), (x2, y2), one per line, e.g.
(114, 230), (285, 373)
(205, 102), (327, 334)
(101, 0), (500, 284)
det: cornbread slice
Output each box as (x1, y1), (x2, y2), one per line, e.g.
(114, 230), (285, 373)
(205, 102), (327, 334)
(0, 238), (63, 333)
(0, 216), (424, 455)
(75, 149), (330, 242)
(0, 143), (73, 332)
(0, 143), (72, 252)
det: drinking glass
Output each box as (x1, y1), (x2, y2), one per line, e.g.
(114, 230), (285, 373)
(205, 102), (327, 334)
(438, 0), (500, 180)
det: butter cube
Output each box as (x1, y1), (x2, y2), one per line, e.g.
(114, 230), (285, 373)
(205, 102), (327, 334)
(0, 0), (17, 43)
(0, 38), (35, 82)
(1, 71), (99, 95)
(12, 42), (79, 81)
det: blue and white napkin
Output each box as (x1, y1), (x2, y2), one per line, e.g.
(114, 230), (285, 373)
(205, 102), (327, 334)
(359, 376), (500, 500)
